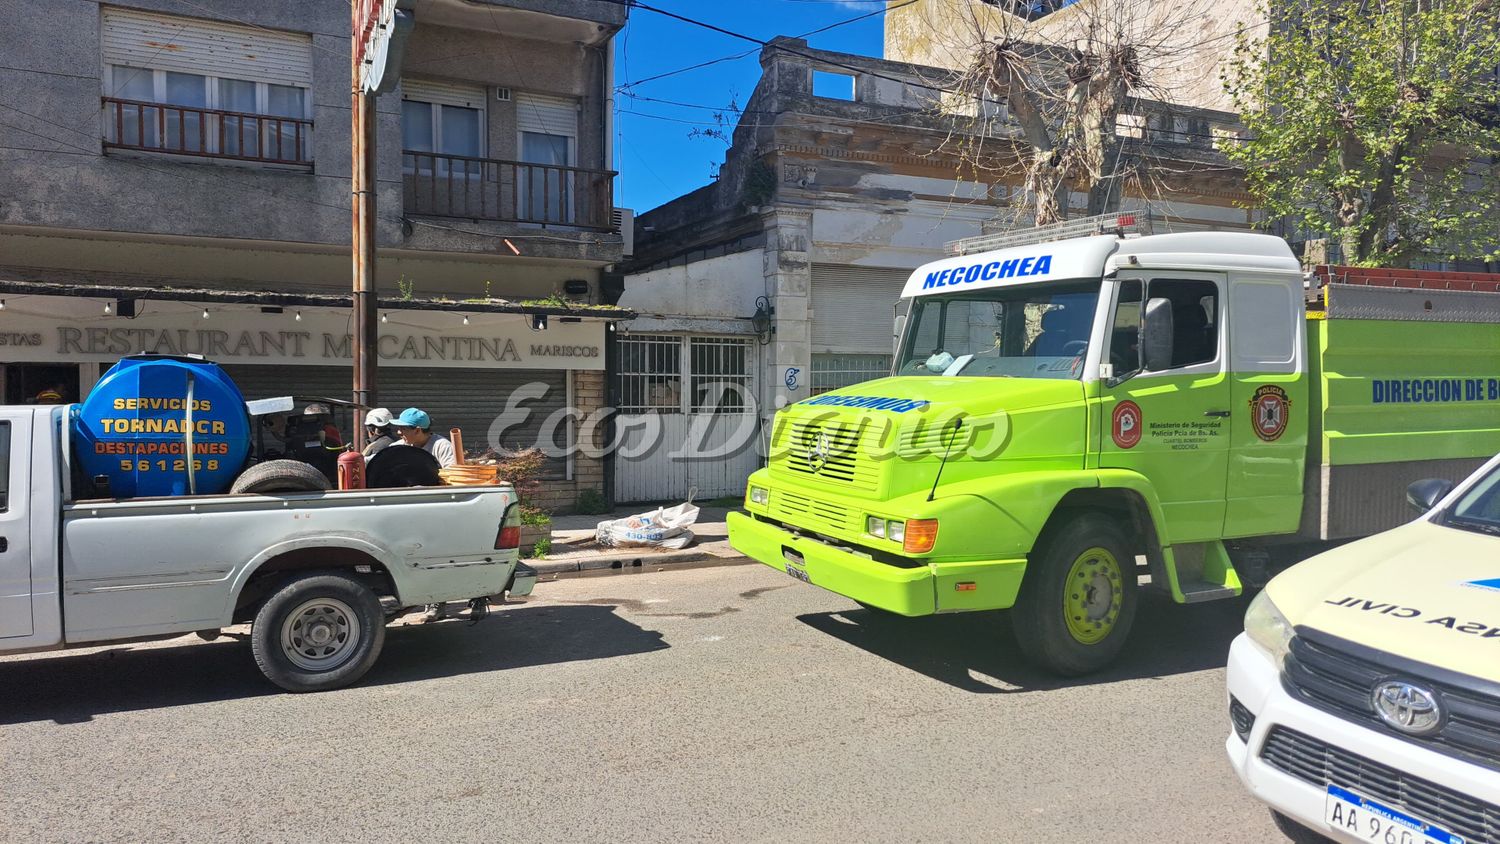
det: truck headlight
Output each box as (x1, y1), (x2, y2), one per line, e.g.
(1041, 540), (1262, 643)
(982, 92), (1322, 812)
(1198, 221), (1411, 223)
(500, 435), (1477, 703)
(886, 520), (905, 543)
(749, 486), (769, 505)
(1244, 590), (1294, 667)
(866, 516), (886, 538)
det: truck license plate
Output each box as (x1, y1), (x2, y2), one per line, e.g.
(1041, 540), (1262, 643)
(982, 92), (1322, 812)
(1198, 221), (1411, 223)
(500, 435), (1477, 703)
(1324, 785), (1457, 844)
(782, 548), (810, 583)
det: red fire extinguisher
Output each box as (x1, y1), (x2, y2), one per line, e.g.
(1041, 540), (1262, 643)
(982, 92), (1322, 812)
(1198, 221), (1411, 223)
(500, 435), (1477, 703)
(337, 448), (365, 490)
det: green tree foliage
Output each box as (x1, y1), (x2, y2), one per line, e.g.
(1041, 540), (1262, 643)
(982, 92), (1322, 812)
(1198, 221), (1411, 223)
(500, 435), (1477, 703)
(1223, 0), (1500, 266)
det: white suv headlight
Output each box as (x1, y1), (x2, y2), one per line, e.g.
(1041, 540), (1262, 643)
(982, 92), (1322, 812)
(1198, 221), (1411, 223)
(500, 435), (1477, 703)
(1244, 590), (1294, 667)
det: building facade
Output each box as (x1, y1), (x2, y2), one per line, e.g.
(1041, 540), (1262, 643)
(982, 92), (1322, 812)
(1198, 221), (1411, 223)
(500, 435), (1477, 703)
(0, 0), (630, 508)
(614, 38), (1251, 502)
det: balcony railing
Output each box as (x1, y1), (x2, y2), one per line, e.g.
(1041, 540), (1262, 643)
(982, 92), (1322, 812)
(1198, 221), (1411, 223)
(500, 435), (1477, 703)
(102, 96), (313, 166)
(403, 151), (615, 231)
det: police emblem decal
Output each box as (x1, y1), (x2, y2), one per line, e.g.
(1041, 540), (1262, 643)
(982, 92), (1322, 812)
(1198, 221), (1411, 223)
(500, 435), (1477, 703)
(1250, 385), (1290, 442)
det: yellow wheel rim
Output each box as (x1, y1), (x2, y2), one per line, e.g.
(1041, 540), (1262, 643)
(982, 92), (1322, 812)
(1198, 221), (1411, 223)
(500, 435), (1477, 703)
(1063, 546), (1124, 645)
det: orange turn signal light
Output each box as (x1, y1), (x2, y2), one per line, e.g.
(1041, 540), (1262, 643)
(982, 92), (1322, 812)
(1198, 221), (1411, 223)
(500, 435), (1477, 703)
(955, 581), (977, 592)
(902, 519), (939, 554)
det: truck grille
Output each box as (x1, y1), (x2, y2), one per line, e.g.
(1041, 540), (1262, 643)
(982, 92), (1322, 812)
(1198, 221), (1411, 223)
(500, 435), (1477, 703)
(770, 490), (851, 534)
(771, 418), (882, 492)
(1282, 632), (1500, 773)
(1260, 726), (1500, 844)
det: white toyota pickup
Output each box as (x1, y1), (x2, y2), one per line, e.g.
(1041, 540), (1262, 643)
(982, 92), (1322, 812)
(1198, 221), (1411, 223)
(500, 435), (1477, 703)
(0, 405), (535, 692)
(1226, 454), (1500, 843)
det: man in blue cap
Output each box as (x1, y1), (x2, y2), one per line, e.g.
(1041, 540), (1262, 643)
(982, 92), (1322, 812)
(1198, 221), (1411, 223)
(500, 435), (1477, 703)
(392, 407), (457, 468)
(392, 407), (479, 622)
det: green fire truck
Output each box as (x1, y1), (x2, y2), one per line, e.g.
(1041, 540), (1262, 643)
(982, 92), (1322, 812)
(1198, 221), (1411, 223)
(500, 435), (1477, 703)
(727, 221), (1500, 675)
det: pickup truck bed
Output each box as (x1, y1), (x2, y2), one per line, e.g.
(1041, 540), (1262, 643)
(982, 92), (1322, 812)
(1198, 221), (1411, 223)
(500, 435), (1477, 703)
(0, 405), (531, 691)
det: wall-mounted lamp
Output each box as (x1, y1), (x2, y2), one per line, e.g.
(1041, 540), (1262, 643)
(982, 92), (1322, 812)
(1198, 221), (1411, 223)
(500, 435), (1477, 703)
(381, 312), (388, 324)
(462, 314), (470, 326)
(202, 308), (210, 320)
(103, 301), (112, 315)
(530, 312), (549, 331)
(751, 296), (775, 345)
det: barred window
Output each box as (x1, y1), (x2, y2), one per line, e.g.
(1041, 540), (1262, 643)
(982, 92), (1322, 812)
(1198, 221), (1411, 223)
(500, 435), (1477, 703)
(689, 337), (752, 412)
(615, 334), (683, 413)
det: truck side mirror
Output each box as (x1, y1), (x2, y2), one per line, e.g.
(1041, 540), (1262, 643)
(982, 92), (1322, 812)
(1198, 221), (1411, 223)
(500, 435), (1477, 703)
(1406, 478), (1454, 514)
(1141, 297), (1175, 371)
(892, 305), (908, 363)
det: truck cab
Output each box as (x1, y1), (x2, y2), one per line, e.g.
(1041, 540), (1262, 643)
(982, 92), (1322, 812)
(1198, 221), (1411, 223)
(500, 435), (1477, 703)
(729, 227), (1308, 675)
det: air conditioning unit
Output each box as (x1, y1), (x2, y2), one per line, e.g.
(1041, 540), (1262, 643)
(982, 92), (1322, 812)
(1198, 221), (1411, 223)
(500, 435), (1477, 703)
(612, 207), (635, 257)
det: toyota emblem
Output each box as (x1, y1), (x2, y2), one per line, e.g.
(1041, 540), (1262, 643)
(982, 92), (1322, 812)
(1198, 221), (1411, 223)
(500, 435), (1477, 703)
(1372, 680), (1443, 736)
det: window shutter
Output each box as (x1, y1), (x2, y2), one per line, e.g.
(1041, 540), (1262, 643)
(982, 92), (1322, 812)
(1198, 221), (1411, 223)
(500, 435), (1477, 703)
(516, 92), (578, 137)
(811, 265), (911, 354)
(101, 8), (311, 87)
(402, 78), (487, 110)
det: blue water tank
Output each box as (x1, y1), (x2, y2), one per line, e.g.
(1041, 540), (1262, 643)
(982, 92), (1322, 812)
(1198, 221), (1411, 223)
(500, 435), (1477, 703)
(71, 355), (251, 497)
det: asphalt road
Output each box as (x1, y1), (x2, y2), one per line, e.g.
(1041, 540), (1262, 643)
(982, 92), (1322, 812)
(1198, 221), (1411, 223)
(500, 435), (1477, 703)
(0, 562), (1280, 843)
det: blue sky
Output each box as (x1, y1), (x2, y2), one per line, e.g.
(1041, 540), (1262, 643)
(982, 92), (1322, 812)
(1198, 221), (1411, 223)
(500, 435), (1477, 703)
(612, 1), (888, 214)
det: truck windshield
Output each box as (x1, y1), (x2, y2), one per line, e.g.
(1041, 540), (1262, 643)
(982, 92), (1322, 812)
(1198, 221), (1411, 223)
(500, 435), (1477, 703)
(1445, 464), (1500, 538)
(896, 280), (1101, 379)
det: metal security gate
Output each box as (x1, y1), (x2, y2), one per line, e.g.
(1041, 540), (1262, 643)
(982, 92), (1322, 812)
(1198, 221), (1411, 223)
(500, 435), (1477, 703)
(223, 364), (569, 477)
(810, 264), (907, 393)
(612, 334), (760, 503)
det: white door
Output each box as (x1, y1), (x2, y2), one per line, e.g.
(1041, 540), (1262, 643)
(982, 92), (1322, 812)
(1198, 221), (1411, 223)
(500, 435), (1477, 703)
(0, 412), (33, 638)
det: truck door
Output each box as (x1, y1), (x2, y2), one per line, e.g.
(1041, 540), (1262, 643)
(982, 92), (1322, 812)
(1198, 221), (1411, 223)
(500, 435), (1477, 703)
(0, 411), (33, 638)
(1097, 273), (1231, 544)
(1223, 274), (1306, 537)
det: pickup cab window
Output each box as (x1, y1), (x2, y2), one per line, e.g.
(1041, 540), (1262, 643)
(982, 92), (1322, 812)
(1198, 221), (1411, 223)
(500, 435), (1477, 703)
(0, 420), (8, 512)
(896, 280), (1101, 379)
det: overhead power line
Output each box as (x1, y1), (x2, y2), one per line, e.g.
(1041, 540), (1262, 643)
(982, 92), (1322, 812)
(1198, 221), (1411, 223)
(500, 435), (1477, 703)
(617, 0), (919, 91)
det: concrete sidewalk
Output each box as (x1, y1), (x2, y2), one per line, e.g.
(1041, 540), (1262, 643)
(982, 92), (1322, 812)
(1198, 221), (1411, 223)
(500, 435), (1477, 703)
(530, 503), (749, 578)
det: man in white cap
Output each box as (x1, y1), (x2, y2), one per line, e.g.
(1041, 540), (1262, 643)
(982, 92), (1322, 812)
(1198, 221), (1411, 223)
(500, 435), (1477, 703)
(392, 407), (457, 468)
(362, 408), (398, 460)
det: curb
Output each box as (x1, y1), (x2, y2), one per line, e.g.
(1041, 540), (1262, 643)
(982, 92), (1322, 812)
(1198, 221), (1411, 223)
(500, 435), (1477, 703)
(527, 549), (750, 578)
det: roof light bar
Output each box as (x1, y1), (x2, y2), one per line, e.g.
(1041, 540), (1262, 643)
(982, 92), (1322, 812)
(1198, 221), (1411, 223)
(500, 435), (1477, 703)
(945, 211), (1154, 256)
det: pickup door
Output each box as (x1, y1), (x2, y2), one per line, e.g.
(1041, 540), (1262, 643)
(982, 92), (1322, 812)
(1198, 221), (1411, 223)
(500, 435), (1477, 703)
(0, 411), (32, 638)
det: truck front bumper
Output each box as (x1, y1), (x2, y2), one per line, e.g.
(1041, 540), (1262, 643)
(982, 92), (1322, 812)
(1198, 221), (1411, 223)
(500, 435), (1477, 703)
(727, 511), (1026, 616)
(1224, 633), (1500, 843)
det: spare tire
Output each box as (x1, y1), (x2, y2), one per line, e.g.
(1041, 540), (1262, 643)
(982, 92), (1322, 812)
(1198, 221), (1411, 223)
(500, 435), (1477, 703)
(231, 459), (332, 495)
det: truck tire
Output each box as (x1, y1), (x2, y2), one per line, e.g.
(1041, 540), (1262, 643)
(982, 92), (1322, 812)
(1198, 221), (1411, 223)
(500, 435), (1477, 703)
(231, 459), (331, 494)
(1011, 512), (1139, 676)
(250, 572), (386, 692)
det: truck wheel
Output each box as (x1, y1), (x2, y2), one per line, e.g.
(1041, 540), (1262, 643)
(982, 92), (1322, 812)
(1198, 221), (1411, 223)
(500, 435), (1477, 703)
(250, 572), (386, 692)
(1012, 513), (1138, 676)
(231, 459), (330, 494)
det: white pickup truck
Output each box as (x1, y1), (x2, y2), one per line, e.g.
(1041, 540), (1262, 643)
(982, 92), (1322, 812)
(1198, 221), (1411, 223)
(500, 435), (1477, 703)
(0, 405), (534, 692)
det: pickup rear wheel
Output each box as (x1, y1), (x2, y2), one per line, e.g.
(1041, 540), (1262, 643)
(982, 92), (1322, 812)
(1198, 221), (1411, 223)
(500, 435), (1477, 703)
(251, 572), (386, 692)
(1012, 513), (1138, 676)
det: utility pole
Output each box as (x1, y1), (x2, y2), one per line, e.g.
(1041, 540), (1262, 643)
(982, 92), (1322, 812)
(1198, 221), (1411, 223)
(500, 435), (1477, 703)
(351, 0), (411, 449)
(350, 62), (377, 449)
